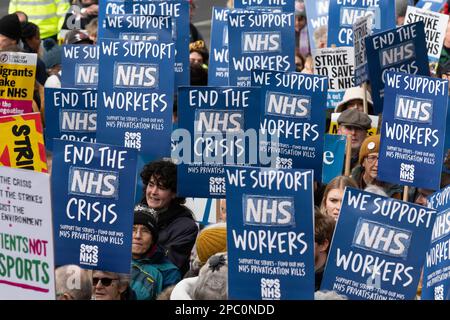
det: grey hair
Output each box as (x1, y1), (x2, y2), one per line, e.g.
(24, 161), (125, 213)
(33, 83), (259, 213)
(315, 290), (348, 300)
(193, 252), (228, 300)
(365, 185), (388, 197)
(55, 265), (92, 300)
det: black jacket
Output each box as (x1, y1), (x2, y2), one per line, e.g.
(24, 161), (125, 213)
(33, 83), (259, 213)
(155, 203), (198, 276)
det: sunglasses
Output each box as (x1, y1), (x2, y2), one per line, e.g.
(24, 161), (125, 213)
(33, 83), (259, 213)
(93, 277), (118, 287)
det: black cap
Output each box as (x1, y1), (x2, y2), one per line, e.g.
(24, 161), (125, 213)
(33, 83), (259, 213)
(0, 14), (22, 42)
(133, 204), (158, 243)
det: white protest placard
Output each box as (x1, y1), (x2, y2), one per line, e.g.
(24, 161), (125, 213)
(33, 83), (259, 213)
(353, 15), (373, 85)
(0, 166), (55, 300)
(405, 6), (449, 71)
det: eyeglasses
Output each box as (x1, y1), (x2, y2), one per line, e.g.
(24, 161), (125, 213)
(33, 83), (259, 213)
(93, 277), (118, 287)
(366, 155), (379, 163)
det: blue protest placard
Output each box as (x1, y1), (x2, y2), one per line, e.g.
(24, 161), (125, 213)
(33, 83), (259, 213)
(312, 47), (355, 109)
(327, 0), (395, 47)
(51, 139), (138, 273)
(321, 187), (436, 300)
(417, 0), (446, 12)
(44, 88), (97, 152)
(225, 166), (315, 299)
(428, 185), (450, 211)
(233, 0), (295, 12)
(422, 206), (450, 300)
(353, 15), (373, 86)
(174, 87), (261, 198)
(99, 14), (173, 43)
(322, 134), (347, 184)
(251, 69), (328, 181)
(61, 45), (99, 89)
(208, 7), (230, 86)
(304, 0), (329, 50)
(96, 39), (175, 160)
(228, 11), (295, 87)
(101, 0), (189, 87)
(378, 71), (448, 190)
(365, 22), (430, 114)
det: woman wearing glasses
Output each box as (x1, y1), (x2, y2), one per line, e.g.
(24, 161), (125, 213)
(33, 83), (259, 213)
(351, 135), (402, 199)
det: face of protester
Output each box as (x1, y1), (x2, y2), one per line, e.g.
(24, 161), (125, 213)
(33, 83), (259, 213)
(295, 15), (306, 32)
(337, 125), (367, 151)
(92, 271), (125, 300)
(132, 224), (153, 259)
(325, 188), (344, 220)
(27, 31), (41, 53)
(190, 51), (203, 65)
(0, 34), (16, 50)
(414, 188), (434, 207)
(362, 152), (379, 182)
(146, 176), (176, 210)
(343, 99), (364, 112)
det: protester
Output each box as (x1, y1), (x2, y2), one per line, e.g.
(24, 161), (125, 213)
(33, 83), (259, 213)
(313, 25), (328, 49)
(131, 204), (181, 300)
(21, 22), (48, 86)
(55, 265), (92, 300)
(192, 252), (228, 300)
(92, 270), (134, 300)
(334, 87), (374, 114)
(0, 13), (22, 51)
(314, 210), (336, 291)
(295, 1), (310, 57)
(42, 39), (62, 87)
(140, 160), (198, 275)
(189, 40), (209, 66)
(85, 17), (98, 44)
(189, 0), (205, 43)
(337, 109), (372, 170)
(14, 11), (28, 26)
(320, 176), (358, 220)
(190, 62), (208, 85)
(9, 0), (70, 41)
(351, 134), (402, 199)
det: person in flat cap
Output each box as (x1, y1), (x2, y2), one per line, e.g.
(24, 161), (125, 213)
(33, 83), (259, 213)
(131, 204), (180, 300)
(337, 109), (372, 170)
(351, 135), (402, 199)
(0, 13), (22, 50)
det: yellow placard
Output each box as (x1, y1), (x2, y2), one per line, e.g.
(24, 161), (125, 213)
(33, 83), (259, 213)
(0, 113), (47, 173)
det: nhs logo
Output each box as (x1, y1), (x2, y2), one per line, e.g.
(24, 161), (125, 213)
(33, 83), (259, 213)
(114, 63), (158, 88)
(75, 63), (98, 86)
(394, 95), (433, 124)
(69, 167), (119, 199)
(243, 195), (295, 227)
(59, 110), (96, 133)
(242, 31), (281, 53)
(265, 92), (311, 119)
(80, 244), (99, 266)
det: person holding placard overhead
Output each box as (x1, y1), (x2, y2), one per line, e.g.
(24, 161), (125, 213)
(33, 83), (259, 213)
(139, 160), (199, 276)
(351, 134), (403, 199)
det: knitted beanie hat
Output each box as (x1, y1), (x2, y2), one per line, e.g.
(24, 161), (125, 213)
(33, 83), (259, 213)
(0, 14), (22, 42)
(359, 134), (380, 165)
(196, 223), (227, 265)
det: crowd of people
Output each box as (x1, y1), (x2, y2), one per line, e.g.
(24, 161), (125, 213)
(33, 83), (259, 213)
(0, 0), (449, 300)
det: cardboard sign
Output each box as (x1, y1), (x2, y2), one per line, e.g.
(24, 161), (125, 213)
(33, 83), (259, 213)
(422, 206), (450, 300)
(0, 52), (37, 115)
(209, 7), (231, 86)
(228, 11), (295, 87)
(101, 0), (190, 87)
(233, 0), (295, 12)
(304, 0), (329, 50)
(0, 113), (47, 173)
(327, 0), (395, 47)
(52, 139), (137, 273)
(251, 69), (328, 181)
(405, 6), (449, 74)
(365, 22), (430, 114)
(96, 39), (175, 160)
(226, 166), (315, 299)
(353, 15), (373, 85)
(175, 87), (260, 198)
(416, 0), (446, 12)
(61, 45), (99, 89)
(0, 166), (55, 300)
(312, 47), (355, 109)
(378, 72), (448, 190)
(322, 134), (346, 184)
(44, 88), (97, 151)
(321, 187), (436, 300)
(99, 14), (172, 42)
